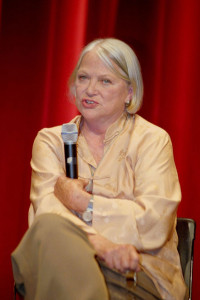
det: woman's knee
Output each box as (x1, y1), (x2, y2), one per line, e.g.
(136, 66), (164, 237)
(29, 214), (93, 257)
(12, 213), (109, 300)
(31, 213), (86, 242)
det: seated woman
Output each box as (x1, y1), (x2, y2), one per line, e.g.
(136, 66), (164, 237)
(12, 38), (187, 299)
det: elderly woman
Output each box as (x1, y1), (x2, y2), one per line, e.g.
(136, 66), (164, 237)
(12, 38), (186, 299)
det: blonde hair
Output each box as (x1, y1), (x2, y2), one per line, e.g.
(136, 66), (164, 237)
(69, 38), (144, 114)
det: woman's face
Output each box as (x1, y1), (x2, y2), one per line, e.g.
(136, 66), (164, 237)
(74, 50), (132, 127)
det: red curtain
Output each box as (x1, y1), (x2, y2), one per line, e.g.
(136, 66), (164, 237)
(0, 0), (199, 298)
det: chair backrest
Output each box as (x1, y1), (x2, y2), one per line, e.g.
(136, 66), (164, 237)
(176, 218), (196, 300)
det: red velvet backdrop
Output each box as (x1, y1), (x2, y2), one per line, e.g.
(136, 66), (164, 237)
(0, 0), (199, 298)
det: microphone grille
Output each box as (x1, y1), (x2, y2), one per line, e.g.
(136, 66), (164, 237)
(61, 123), (78, 144)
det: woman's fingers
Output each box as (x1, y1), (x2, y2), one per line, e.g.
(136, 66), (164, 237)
(103, 243), (140, 273)
(88, 234), (140, 273)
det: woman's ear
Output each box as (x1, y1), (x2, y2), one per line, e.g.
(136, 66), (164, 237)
(125, 86), (133, 104)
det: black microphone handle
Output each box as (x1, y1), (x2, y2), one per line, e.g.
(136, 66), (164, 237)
(64, 143), (78, 179)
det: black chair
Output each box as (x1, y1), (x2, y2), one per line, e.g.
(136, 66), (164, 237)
(176, 218), (196, 300)
(14, 283), (24, 300)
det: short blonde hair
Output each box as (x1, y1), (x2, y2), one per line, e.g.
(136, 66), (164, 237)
(69, 38), (144, 114)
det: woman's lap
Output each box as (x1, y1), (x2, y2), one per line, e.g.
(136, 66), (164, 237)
(11, 213), (161, 300)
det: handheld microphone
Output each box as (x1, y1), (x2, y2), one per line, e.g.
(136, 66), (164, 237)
(61, 123), (93, 223)
(61, 123), (78, 179)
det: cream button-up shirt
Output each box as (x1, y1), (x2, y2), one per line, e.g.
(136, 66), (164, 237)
(29, 113), (186, 299)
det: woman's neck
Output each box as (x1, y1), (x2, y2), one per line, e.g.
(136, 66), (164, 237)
(81, 119), (106, 165)
(81, 119), (107, 140)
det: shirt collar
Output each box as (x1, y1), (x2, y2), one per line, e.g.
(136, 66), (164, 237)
(72, 111), (130, 144)
(72, 112), (131, 167)
(103, 112), (129, 144)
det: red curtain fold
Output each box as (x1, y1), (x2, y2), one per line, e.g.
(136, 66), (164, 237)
(85, 0), (119, 42)
(0, 0), (2, 30)
(0, 1), (89, 298)
(0, 0), (199, 298)
(40, 0), (89, 127)
(98, 0), (119, 37)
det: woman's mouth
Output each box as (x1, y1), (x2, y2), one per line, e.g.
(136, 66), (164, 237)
(82, 99), (98, 108)
(85, 100), (95, 104)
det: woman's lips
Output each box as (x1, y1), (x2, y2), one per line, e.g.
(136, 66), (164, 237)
(82, 99), (98, 108)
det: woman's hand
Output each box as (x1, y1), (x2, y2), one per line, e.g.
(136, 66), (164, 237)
(54, 175), (91, 213)
(88, 233), (140, 273)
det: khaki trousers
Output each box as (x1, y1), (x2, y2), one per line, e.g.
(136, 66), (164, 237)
(11, 214), (162, 300)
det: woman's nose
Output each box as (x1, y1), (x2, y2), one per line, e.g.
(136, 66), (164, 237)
(86, 80), (97, 95)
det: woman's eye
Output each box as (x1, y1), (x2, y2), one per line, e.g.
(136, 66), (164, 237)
(102, 79), (111, 84)
(78, 75), (87, 81)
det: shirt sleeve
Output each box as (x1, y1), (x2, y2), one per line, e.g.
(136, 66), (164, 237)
(28, 128), (96, 235)
(93, 131), (181, 252)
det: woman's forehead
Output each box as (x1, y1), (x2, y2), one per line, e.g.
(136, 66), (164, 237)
(78, 50), (125, 79)
(79, 50), (109, 69)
